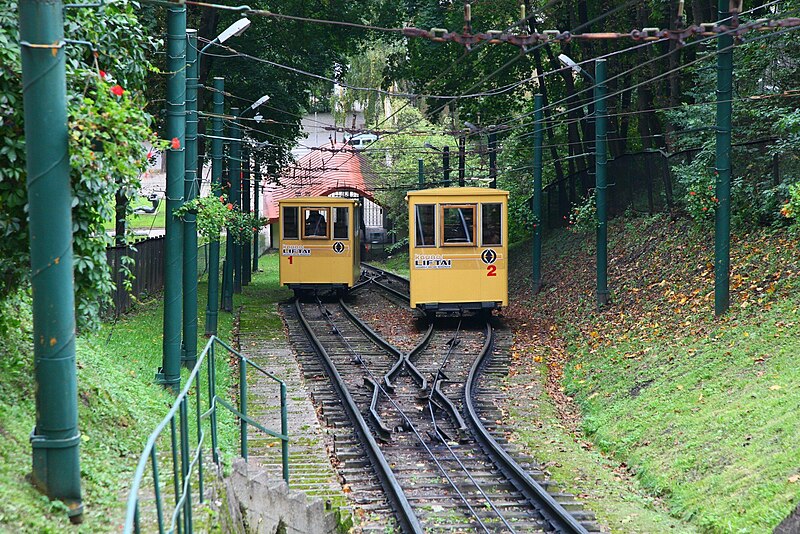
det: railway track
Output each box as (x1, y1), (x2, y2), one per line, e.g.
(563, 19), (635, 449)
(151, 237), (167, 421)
(280, 267), (598, 532)
(359, 262), (411, 302)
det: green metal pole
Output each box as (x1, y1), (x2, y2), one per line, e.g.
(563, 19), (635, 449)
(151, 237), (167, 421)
(157, 6), (186, 391)
(182, 29), (199, 369)
(714, 0), (733, 316)
(222, 136), (234, 312)
(458, 133), (466, 187)
(488, 129), (497, 189)
(252, 154), (260, 272)
(19, 0), (83, 520)
(280, 382), (289, 484)
(532, 94), (544, 294)
(230, 109), (243, 295)
(242, 146), (251, 286)
(443, 146), (450, 187)
(208, 342), (219, 464)
(418, 159), (424, 189)
(205, 77), (224, 334)
(240, 359), (248, 460)
(595, 59), (609, 307)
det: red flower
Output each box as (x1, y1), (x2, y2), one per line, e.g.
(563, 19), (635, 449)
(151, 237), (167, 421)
(252, 227), (257, 232)
(171, 137), (181, 150)
(110, 84), (124, 97)
(226, 203), (233, 210)
(99, 70), (108, 80)
(220, 195), (225, 202)
(689, 191), (696, 196)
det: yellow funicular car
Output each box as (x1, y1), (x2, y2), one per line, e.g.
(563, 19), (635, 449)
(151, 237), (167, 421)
(278, 197), (361, 296)
(406, 187), (508, 315)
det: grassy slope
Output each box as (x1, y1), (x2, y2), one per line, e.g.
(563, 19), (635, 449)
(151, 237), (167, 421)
(506, 214), (800, 532)
(0, 253), (284, 531)
(369, 251), (410, 277)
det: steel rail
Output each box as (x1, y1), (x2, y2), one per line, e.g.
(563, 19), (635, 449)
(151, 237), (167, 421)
(464, 323), (590, 534)
(339, 299), (427, 392)
(360, 263), (411, 301)
(317, 298), (497, 532)
(385, 322), (431, 392)
(361, 262), (409, 285)
(425, 321), (518, 532)
(293, 299), (423, 534)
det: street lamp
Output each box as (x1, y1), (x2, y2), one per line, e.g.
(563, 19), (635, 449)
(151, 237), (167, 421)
(558, 53), (593, 82)
(201, 17), (251, 54)
(246, 94), (270, 123)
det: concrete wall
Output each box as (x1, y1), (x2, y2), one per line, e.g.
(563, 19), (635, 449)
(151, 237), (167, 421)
(218, 459), (349, 534)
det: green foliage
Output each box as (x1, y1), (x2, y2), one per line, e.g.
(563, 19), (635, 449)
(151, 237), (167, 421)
(69, 76), (159, 328)
(0, 4), (157, 329)
(567, 194), (597, 234)
(0, 289), (33, 395)
(225, 208), (267, 245)
(780, 182), (800, 224)
(672, 148), (718, 224)
(177, 194), (267, 245)
(365, 104), (483, 238)
(331, 41), (401, 127)
(176, 194), (231, 241)
(195, 0), (404, 175)
(496, 130), (536, 243)
(384, 236), (409, 255)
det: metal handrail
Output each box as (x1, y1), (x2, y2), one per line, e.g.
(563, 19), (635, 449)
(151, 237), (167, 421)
(123, 335), (289, 534)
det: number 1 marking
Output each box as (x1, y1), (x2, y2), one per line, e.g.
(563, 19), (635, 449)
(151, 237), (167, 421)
(486, 265), (496, 277)
(288, 256), (293, 265)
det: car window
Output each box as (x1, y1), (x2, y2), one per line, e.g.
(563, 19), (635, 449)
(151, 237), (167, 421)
(415, 204), (436, 247)
(303, 208), (329, 239)
(334, 207), (349, 239)
(283, 206), (299, 239)
(481, 203), (502, 246)
(442, 205), (475, 245)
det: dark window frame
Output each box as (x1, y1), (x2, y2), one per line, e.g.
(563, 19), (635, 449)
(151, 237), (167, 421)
(333, 206), (350, 240)
(480, 203), (503, 246)
(414, 203), (437, 248)
(440, 203), (476, 247)
(282, 206), (299, 240)
(302, 207), (331, 240)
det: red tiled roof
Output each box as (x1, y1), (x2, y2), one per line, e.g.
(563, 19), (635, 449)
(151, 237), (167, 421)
(262, 143), (380, 222)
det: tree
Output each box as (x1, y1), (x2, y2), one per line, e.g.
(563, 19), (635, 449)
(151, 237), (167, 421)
(0, 3), (158, 327)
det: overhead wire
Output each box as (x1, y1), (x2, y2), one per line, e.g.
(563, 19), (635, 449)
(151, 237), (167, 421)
(182, 0), (797, 193)
(490, 0), (795, 136)
(301, 0), (648, 189)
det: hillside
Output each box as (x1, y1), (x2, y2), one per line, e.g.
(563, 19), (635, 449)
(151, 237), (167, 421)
(0, 279), (238, 532)
(504, 213), (800, 532)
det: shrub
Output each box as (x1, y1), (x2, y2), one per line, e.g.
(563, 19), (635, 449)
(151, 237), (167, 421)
(568, 194), (597, 234)
(780, 182), (800, 225)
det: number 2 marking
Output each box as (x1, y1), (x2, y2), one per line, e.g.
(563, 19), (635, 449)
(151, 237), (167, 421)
(486, 265), (497, 277)
(288, 256), (293, 265)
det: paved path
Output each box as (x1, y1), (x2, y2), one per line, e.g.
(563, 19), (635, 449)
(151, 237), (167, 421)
(236, 300), (348, 510)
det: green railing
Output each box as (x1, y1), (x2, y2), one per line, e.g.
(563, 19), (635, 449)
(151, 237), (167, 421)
(123, 336), (289, 534)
